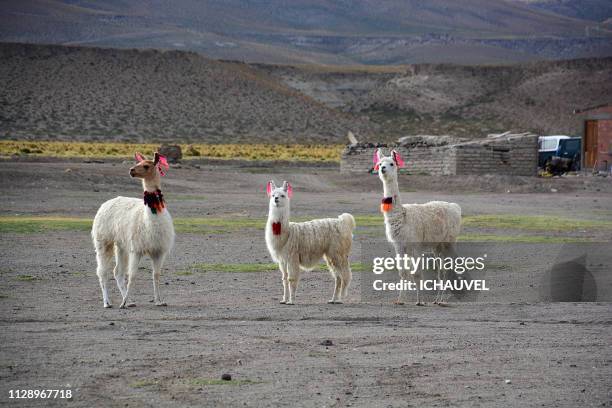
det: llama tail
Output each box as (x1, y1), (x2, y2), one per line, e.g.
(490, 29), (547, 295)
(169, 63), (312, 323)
(338, 213), (356, 236)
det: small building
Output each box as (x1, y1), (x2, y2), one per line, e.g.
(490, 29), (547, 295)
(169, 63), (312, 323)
(341, 133), (539, 176)
(574, 104), (612, 172)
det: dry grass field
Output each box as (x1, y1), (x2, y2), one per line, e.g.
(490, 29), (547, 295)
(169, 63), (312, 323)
(0, 141), (345, 162)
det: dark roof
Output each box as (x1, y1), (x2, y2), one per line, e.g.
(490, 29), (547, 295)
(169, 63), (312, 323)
(573, 103), (612, 114)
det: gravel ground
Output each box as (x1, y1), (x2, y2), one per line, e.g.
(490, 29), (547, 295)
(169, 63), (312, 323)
(0, 160), (611, 407)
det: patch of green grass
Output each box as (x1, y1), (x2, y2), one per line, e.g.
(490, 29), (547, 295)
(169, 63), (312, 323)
(169, 195), (207, 201)
(186, 262), (365, 273)
(71, 271), (87, 277)
(16, 274), (42, 281)
(0, 215), (387, 235)
(130, 380), (159, 388)
(458, 234), (593, 243)
(0, 217), (92, 234)
(175, 270), (194, 276)
(307, 351), (329, 358)
(462, 215), (612, 232)
(190, 263), (278, 273)
(173, 217), (265, 234)
(189, 378), (261, 386)
(0, 294), (9, 299)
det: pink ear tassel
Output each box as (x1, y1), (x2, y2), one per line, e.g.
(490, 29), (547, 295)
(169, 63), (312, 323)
(372, 149), (380, 166)
(134, 152), (146, 162)
(266, 181), (273, 197)
(286, 183), (293, 199)
(392, 150), (405, 168)
(157, 154), (169, 176)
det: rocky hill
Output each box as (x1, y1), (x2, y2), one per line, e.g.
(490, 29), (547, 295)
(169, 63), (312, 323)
(1, 42), (610, 143)
(264, 58), (612, 138)
(0, 43), (376, 143)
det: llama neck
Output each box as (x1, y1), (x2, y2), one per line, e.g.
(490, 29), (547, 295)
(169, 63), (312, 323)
(142, 176), (165, 214)
(268, 205), (289, 225)
(142, 177), (161, 193)
(382, 178), (401, 201)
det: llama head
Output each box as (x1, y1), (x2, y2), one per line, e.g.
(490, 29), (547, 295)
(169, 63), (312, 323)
(130, 152), (168, 179)
(373, 148), (404, 182)
(267, 180), (292, 209)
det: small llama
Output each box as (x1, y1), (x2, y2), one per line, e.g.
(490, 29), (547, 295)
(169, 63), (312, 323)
(265, 181), (356, 305)
(91, 152), (175, 308)
(373, 149), (462, 306)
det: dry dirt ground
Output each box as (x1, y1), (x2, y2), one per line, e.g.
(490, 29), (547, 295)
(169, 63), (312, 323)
(0, 160), (611, 407)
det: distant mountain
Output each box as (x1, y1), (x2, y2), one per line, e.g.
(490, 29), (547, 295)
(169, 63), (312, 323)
(1, 0), (611, 64)
(510, 0), (612, 23)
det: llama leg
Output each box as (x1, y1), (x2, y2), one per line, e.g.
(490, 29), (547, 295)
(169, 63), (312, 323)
(151, 253), (167, 306)
(438, 242), (456, 305)
(325, 257), (342, 304)
(95, 242), (114, 308)
(286, 259), (300, 305)
(120, 253), (140, 309)
(328, 274), (342, 304)
(340, 259), (352, 301)
(279, 262), (288, 304)
(433, 267), (441, 305)
(395, 244), (408, 305)
(114, 245), (128, 298)
(412, 246), (424, 306)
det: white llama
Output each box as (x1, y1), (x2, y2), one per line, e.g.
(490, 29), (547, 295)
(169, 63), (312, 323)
(265, 181), (355, 305)
(373, 149), (462, 305)
(91, 152), (175, 309)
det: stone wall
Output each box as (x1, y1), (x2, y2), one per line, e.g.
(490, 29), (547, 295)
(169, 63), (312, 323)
(340, 134), (538, 176)
(454, 135), (538, 176)
(340, 144), (456, 175)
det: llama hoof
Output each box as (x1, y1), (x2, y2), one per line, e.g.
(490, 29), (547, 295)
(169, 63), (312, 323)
(279, 300), (286, 304)
(393, 300), (405, 305)
(415, 302), (425, 306)
(328, 300), (343, 304)
(127, 302), (137, 308)
(155, 302), (167, 307)
(104, 303), (113, 309)
(285, 301), (295, 305)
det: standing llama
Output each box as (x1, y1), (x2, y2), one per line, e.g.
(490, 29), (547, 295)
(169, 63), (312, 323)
(265, 181), (355, 305)
(373, 149), (461, 306)
(92, 152), (175, 309)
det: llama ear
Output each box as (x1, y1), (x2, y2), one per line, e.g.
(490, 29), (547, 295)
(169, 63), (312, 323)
(282, 181), (293, 198)
(373, 148), (383, 171)
(266, 180), (276, 197)
(134, 152), (146, 162)
(153, 152), (160, 165)
(373, 148), (383, 165)
(155, 153), (169, 176)
(392, 150), (405, 168)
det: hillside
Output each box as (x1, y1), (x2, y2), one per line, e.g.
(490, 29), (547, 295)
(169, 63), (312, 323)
(0, 43), (376, 143)
(1, 0), (611, 65)
(264, 58), (612, 138)
(1, 42), (610, 143)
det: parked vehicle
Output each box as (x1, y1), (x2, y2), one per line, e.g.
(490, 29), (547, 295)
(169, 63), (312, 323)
(542, 137), (582, 174)
(538, 135), (569, 168)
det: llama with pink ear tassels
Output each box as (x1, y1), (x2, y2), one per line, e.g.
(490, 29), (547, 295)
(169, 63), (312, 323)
(92, 152), (175, 309)
(373, 148), (462, 306)
(265, 181), (356, 305)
